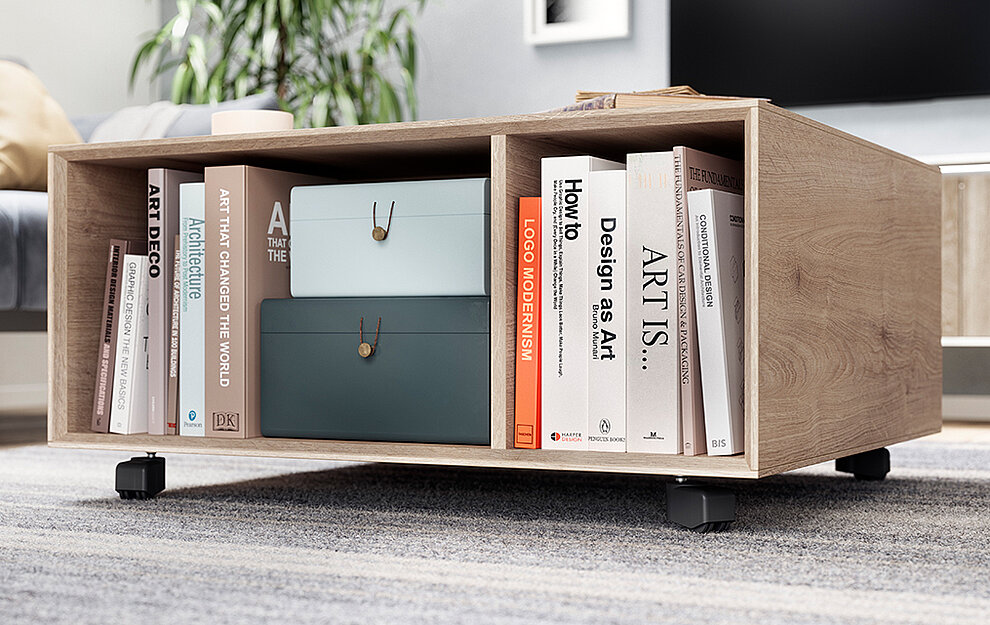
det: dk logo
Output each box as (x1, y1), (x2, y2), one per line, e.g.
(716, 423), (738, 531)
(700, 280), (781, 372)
(213, 412), (240, 432)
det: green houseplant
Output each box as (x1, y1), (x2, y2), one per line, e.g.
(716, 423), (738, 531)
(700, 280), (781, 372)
(131, 0), (424, 127)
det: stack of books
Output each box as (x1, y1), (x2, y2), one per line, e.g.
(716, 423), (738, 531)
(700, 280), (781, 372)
(91, 166), (326, 438)
(514, 147), (746, 456)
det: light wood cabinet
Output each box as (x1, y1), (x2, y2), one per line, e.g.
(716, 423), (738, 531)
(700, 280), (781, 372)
(47, 101), (942, 479)
(941, 167), (990, 336)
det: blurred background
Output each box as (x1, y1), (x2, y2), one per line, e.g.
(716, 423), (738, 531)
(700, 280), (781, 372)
(2, 0), (988, 439)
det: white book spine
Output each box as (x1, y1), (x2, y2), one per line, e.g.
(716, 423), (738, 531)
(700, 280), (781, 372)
(588, 169), (626, 452)
(540, 155), (623, 450)
(179, 182), (207, 437)
(625, 152), (681, 454)
(688, 189), (745, 455)
(109, 255), (149, 434)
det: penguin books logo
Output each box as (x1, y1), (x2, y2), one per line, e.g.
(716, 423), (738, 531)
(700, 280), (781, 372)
(551, 432), (561, 441)
(599, 419), (611, 435)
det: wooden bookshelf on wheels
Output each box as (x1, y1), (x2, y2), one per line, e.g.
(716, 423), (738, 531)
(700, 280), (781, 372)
(47, 101), (942, 531)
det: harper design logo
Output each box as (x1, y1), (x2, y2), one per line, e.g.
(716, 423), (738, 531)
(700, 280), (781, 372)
(213, 412), (240, 432)
(551, 432), (561, 441)
(599, 419), (611, 435)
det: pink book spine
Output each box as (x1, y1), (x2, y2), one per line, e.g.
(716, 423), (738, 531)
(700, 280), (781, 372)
(91, 239), (127, 432)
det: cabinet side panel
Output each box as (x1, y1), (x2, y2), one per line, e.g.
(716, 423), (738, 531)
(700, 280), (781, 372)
(958, 173), (990, 335)
(490, 136), (510, 449)
(754, 107), (942, 473)
(48, 154), (68, 441)
(58, 163), (148, 436)
(941, 174), (961, 336)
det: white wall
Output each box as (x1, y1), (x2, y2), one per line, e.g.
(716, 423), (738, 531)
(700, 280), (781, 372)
(0, 0), (162, 117)
(791, 97), (990, 160)
(415, 0), (668, 120)
(414, 0), (990, 159)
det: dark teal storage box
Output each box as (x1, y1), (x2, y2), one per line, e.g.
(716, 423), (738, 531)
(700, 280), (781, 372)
(260, 297), (490, 444)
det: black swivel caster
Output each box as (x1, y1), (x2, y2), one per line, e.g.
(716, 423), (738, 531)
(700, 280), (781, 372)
(666, 480), (736, 533)
(116, 453), (165, 500)
(835, 447), (890, 481)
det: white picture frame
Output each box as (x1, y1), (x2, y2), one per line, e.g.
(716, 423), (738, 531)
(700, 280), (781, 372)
(524, 0), (630, 46)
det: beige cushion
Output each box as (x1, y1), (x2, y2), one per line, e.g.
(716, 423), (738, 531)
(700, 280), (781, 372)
(0, 61), (81, 191)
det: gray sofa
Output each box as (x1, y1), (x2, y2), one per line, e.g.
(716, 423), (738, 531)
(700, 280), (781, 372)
(0, 93), (279, 329)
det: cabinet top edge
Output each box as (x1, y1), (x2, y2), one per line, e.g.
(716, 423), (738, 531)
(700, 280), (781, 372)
(754, 101), (941, 174)
(49, 100), (761, 161)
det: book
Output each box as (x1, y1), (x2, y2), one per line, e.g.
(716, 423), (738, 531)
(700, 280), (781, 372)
(166, 234), (181, 435)
(514, 197), (541, 449)
(672, 147), (744, 456)
(204, 166), (326, 438)
(91, 239), (127, 433)
(625, 152), (680, 454)
(541, 155), (624, 450)
(147, 168), (202, 435)
(109, 253), (150, 434)
(552, 87), (760, 112)
(179, 182), (206, 437)
(91, 239), (143, 433)
(588, 169), (626, 452)
(688, 189), (745, 456)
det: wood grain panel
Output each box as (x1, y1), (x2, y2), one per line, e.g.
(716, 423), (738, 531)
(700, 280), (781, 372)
(744, 108), (760, 468)
(490, 136), (509, 449)
(941, 174), (961, 335)
(50, 432), (756, 478)
(958, 174), (990, 335)
(753, 104), (942, 473)
(51, 102), (754, 167)
(47, 154), (67, 442)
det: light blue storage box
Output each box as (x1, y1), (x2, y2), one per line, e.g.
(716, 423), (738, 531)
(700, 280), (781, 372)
(290, 178), (490, 297)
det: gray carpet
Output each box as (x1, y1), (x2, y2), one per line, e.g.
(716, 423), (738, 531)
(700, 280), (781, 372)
(1, 441), (988, 625)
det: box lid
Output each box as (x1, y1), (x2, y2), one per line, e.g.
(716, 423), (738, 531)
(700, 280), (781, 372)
(291, 177), (490, 222)
(261, 297), (489, 334)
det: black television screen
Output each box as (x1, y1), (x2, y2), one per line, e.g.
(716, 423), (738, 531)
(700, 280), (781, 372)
(669, 0), (990, 107)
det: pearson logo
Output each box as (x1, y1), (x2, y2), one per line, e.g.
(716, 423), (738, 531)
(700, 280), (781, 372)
(187, 410), (196, 422)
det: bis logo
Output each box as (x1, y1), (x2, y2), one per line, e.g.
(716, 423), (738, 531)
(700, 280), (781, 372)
(550, 432), (561, 441)
(599, 418), (611, 435)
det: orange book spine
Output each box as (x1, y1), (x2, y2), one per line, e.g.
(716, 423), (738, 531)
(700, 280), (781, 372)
(514, 197), (541, 448)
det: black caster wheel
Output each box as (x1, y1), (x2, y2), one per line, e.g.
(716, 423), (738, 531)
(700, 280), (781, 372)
(836, 447), (889, 481)
(666, 480), (735, 532)
(116, 453), (165, 500)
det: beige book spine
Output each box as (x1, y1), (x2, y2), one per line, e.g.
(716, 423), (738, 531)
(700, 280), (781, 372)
(204, 166), (327, 438)
(673, 147), (744, 456)
(205, 166), (247, 438)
